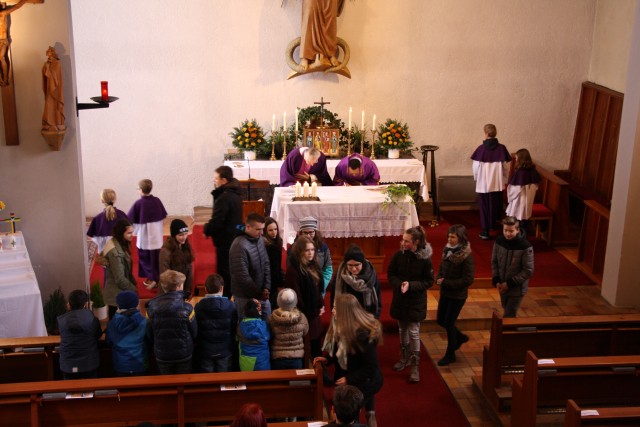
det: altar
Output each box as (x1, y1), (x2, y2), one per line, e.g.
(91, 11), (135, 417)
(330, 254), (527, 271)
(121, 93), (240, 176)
(0, 233), (47, 338)
(224, 158), (428, 201)
(270, 186), (419, 272)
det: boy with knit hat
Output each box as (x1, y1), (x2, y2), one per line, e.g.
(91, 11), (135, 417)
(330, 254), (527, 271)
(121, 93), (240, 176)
(269, 288), (309, 370)
(106, 290), (148, 376)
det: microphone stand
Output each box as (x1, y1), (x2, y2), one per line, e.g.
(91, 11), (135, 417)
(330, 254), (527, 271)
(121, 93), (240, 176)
(246, 157), (252, 200)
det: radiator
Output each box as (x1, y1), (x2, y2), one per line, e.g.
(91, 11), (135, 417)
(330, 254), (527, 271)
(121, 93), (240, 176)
(437, 176), (477, 206)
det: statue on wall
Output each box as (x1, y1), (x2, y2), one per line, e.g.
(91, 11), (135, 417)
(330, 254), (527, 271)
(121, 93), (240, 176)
(0, 0), (28, 86)
(41, 46), (66, 151)
(284, 0), (351, 79)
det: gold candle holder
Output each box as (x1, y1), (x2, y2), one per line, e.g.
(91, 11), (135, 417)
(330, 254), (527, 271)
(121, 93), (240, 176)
(360, 128), (366, 154)
(370, 130), (377, 160)
(347, 128), (352, 156)
(270, 131), (276, 160)
(281, 127), (287, 160)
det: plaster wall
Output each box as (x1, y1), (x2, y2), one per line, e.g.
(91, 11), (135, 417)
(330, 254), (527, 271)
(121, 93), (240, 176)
(588, 0), (637, 92)
(71, 0), (596, 216)
(0, 1), (87, 300)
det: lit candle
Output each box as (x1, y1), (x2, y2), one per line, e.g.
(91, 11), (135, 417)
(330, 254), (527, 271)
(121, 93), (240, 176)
(348, 107), (352, 129)
(372, 114), (376, 131)
(283, 111), (287, 131)
(272, 114), (276, 133)
(361, 110), (365, 130)
(100, 81), (108, 102)
(303, 181), (310, 197)
(295, 108), (299, 133)
(311, 182), (317, 198)
(295, 181), (302, 197)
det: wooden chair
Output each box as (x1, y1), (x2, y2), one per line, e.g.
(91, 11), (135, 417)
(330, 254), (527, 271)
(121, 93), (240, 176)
(530, 203), (554, 242)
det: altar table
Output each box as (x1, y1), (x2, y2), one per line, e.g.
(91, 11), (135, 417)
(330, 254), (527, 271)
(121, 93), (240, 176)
(225, 158), (428, 200)
(0, 233), (47, 338)
(270, 186), (419, 272)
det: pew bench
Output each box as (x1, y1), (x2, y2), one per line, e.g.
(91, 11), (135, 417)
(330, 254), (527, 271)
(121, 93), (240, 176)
(0, 368), (323, 427)
(510, 351), (640, 427)
(473, 312), (640, 411)
(564, 399), (640, 427)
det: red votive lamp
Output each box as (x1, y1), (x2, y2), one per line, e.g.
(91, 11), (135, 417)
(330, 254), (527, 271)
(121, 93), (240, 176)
(100, 81), (109, 102)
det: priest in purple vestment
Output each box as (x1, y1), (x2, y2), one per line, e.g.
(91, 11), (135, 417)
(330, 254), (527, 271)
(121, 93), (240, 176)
(333, 153), (380, 186)
(280, 146), (333, 187)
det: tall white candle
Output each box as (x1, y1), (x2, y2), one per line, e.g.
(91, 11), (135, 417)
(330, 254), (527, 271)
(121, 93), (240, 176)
(283, 111), (287, 131)
(348, 107), (352, 129)
(295, 108), (299, 133)
(372, 114), (376, 131)
(361, 110), (365, 130)
(303, 181), (310, 197)
(272, 114), (276, 133)
(311, 182), (317, 198)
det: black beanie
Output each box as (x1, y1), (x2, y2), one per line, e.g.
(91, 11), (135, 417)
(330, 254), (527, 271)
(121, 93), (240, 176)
(343, 245), (365, 264)
(170, 219), (189, 237)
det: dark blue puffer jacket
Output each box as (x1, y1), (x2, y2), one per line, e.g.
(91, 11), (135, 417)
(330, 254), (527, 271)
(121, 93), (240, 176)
(194, 295), (237, 359)
(106, 309), (148, 374)
(146, 291), (197, 362)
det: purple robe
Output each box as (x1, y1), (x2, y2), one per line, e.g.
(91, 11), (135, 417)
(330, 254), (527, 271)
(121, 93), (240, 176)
(333, 153), (380, 186)
(127, 195), (167, 225)
(87, 208), (129, 239)
(280, 147), (333, 187)
(508, 167), (541, 186)
(470, 138), (511, 163)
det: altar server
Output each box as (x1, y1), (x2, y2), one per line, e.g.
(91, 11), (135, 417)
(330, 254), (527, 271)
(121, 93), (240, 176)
(280, 146), (333, 187)
(471, 124), (511, 240)
(86, 189), (129, 253)
(333, 153), (380, 186)
(506, 148), (541, 235)
(127, 179), (167, 290)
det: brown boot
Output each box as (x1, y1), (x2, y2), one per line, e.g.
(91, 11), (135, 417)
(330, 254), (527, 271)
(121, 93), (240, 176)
(409, 351), (420, 383)
(393, 344), (409, 371)
(366, 410), (377, 427)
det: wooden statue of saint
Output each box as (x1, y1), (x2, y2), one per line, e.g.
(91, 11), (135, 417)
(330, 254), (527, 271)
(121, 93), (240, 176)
(42, 46), (65, 131)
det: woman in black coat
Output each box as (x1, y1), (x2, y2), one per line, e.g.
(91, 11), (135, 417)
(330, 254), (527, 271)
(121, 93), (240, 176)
(436, 224), (474, 366)
(388, 226), (434, 383)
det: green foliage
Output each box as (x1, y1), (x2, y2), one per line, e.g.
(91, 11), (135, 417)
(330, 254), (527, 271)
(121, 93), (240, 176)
(43, 287), (66, 335)
(90, 281), (105, 308)
(382, 184), (416, 214)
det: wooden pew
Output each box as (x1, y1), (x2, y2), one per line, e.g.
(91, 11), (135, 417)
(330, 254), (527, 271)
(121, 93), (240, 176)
(0, 367), (323, 427)
(511, 351), (640, 427)
(0, 336), (59, 383)
(474, 312), (640, 411)
(564, 399), (640, 427)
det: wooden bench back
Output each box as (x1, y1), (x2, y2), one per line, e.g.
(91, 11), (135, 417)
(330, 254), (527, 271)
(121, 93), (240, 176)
(564, 399), (640, 427)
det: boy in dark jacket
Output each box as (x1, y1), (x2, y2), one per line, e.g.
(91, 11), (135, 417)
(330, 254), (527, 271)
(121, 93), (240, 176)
(492, 216), (534, 317)
(146, 270), (197, 374)
(106, 290), (148, 376)
(57, 290), (103, 379)
(194, 274), (237, 372)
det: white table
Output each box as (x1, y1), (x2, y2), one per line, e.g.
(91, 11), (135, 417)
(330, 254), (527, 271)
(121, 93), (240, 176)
(0, 232), (47, 338)
(225, 158), (428, 200)
(270, 186), (419, 247)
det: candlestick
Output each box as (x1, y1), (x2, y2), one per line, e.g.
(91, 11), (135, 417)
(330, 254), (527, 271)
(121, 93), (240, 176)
(295, 182), (302, 197)
(347, 128), (352, 156)
(272, 114), (276, 133)
(303, 182), (310, 197)
(100, 81), (108, 102)
(295, 108), (299, 133)
(370, 130), (377, 160)
(282, 117), (287, 160)
(348, 107), (352, 129)
(311, 182), (317, 198)
(372, 114), (376, 131)
(361, 110), (365, 130)
(361, 129), (366, 155)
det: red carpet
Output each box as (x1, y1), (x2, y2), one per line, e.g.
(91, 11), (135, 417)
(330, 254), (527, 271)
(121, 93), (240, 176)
(322, 333), (470, 427)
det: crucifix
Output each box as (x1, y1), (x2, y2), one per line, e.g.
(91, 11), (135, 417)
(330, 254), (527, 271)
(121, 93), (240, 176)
(1, 0), (44, 146)
(314, 97), (330, 128)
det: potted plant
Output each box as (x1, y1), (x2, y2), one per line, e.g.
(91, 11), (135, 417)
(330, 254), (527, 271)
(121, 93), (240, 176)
(382, 184), (416, 214)
(230, 119), (266, 160)
(43, 287), (66, 335)
(90, 281), (107, 320)
(376, 119), (412, 158)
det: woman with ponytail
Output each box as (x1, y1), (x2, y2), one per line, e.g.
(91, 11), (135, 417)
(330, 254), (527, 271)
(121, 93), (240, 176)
(87, 189), (129, 253)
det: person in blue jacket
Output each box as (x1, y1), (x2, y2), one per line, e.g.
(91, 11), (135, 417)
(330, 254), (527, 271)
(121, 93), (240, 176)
(237, 299), (270, 371)
(106, 290), (148, 376)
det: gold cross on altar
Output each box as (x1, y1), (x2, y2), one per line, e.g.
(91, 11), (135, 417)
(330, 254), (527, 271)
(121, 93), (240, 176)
(1, 0), (44, 146)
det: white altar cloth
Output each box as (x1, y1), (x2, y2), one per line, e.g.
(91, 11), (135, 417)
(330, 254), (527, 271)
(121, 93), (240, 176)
(270, 186), (419, 248)
(0, 232), (48, 338)
(225, 158), (428, 200)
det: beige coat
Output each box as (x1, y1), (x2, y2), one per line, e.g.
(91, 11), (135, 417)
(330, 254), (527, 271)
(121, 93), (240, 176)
(269, 308), (309, 359)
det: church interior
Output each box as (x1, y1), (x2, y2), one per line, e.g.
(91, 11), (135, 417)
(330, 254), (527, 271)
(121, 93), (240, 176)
(1, 1), (640, 426)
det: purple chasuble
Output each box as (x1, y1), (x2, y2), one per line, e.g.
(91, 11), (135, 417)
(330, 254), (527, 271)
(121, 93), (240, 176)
(127, 195), (168, 225)
(333, 153), (380, 186)
(470, 138), (511, 163)
(509, 167), (541, 186)
(86, 208), (129, 238)
(280, 147), (333, 187)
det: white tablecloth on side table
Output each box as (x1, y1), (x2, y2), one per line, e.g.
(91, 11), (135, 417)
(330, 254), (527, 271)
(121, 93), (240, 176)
(270, 186), (419, 248)
(0, 232), (47, 338)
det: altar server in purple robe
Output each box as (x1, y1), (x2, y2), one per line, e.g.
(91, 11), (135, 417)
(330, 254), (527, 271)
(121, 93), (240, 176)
(506, 149), (541, 235)
(128, 179), (167, 290)
(280, 146), (333, 187)
(333, 153), (380, 186)
(471, 124), (511, 240)
(86, 189), (129, 253)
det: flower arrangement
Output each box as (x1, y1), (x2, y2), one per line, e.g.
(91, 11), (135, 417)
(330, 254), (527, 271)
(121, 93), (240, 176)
(377, 119), (412, 150)
(0, 200), (5, 212)
(230, 119), (265, 152)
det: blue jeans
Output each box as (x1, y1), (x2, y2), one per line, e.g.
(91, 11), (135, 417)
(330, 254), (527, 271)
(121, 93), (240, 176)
(198, 355), (232, 373)
(271, 358), (303, 370)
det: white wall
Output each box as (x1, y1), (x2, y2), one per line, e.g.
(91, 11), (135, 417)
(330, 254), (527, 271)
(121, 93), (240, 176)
(72, 0), (596, 216)
(0, 1), (88, 300)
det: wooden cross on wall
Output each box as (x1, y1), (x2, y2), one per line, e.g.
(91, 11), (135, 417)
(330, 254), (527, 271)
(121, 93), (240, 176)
(1, 0), (44, 146)
(314, 97), (330, 128)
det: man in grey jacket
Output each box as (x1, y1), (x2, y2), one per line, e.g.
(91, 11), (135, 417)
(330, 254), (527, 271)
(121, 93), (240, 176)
(491, 216), (534, 317)
(229, 213), (271, 320)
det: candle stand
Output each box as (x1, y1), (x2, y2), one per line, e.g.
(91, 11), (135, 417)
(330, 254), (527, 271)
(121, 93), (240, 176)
(370, 130), (377, 160)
